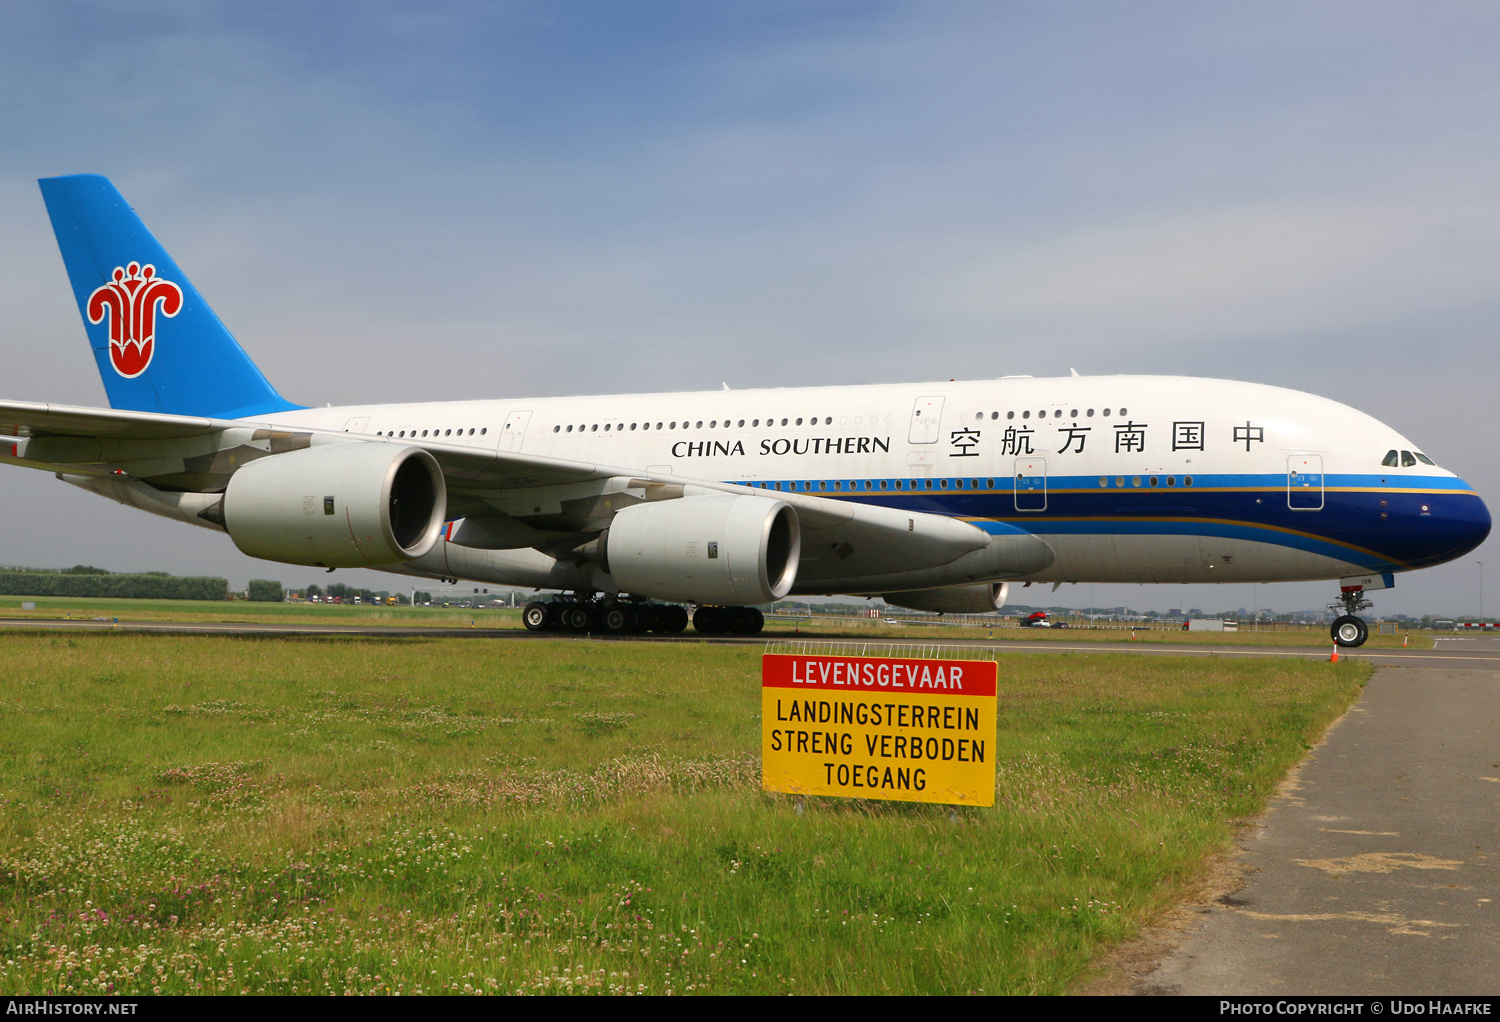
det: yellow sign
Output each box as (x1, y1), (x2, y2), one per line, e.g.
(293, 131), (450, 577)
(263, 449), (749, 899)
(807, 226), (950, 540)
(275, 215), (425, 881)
(761, 653), (997, 806)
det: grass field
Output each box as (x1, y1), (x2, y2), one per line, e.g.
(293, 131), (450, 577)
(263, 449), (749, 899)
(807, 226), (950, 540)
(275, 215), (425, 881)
(0, 632), (1369, 995)
(0, 596), (1431, 648)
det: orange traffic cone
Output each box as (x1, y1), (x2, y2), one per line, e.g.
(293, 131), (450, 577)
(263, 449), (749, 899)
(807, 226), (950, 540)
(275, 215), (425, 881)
(1330, 643), (1339, 664)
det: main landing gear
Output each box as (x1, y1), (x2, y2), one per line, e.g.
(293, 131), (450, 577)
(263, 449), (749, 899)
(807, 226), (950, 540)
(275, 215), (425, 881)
(522, 597), (688, 635)
(1329, 588), (1374, 648)
(520, 597), (765, 636)
(691, 605), (765, 636)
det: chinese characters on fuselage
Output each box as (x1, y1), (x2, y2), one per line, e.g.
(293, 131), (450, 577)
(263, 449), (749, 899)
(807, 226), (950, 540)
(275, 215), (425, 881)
(937, 420), (1267, 458)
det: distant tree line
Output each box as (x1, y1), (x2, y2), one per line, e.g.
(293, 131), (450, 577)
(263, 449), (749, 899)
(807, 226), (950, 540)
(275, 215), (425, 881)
(0, 566), (228, 600)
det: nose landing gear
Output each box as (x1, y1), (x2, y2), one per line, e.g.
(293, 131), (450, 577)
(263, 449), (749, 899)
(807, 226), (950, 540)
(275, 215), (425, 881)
(1329, 587), (1374, 647)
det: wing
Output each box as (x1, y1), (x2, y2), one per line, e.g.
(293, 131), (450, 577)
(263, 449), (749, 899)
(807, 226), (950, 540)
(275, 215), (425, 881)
(0, 400), (222, 440)
(0, 400), (1038, 584)
(0, 399), (605, 489)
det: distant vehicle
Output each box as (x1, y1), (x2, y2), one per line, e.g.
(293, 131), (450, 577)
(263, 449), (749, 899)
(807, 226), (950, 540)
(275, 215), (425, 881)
(1021, 611), (1052, 628)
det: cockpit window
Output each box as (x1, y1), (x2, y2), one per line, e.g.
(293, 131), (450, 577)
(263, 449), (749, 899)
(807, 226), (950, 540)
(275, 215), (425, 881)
(1414, 452), (1434, 465)
(1401, 451), (1416, 467)
(1381, 450), (1399, 467)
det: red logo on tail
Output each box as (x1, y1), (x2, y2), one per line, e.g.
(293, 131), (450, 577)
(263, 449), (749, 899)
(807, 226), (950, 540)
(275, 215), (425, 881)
(87, 262), (183, 378)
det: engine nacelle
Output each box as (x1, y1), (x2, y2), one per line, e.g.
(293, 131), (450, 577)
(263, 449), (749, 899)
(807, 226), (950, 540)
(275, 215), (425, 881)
(604, 494), (800, 604)
(883, 582), (1009, 615)
(220, 443), (446, 567)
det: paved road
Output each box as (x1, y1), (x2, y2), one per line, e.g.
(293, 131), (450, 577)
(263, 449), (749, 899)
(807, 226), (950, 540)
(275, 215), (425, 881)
(1, 616), (1497, 669)
(1143, 651), (1500, 995)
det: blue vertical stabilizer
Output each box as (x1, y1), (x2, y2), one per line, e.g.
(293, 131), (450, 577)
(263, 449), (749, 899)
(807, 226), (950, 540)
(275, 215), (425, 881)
(39, 174), (304, 419)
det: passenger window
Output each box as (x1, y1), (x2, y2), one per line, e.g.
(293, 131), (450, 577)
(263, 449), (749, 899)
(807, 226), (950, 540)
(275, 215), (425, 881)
(1381, 450), (1398, 467)
(1401, 451), (1416, 467)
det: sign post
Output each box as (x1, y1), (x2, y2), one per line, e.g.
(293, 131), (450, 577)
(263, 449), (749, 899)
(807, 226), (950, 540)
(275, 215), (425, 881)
(761, 649), (998, 807)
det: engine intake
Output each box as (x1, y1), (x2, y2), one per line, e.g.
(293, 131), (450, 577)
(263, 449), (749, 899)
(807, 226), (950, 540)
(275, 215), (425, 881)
(219, 443), (446, 567)
(603, 494), (799, 604)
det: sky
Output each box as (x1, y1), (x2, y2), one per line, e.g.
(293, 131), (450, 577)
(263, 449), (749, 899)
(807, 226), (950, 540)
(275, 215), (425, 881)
(0, 1), (1496, 618)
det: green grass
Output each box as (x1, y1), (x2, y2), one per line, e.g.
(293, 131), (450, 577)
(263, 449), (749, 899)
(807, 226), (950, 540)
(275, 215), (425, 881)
(0, 633), (1368, 995)
(0, 595), (518, 629)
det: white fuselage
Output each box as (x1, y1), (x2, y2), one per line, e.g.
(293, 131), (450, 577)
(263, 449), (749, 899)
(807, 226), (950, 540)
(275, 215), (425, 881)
(248, 375), (1485, 594)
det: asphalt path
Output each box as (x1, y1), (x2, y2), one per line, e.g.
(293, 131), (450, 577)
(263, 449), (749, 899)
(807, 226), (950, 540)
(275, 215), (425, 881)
(1, 616), (1498, 670)
(1143, 645), (1500, 995)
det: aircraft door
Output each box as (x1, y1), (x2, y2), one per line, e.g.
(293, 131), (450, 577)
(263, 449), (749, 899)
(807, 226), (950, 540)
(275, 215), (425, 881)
(1014, 457), (1047, 512)
(1287, 454), (1324, 510)
(909, 396), (945, 444)
(498, 411), (532, 453)
(342, 416), (370, 433)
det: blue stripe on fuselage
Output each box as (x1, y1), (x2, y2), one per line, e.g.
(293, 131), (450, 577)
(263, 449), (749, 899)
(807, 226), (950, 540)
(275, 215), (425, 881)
(727, 472), (1489, 572)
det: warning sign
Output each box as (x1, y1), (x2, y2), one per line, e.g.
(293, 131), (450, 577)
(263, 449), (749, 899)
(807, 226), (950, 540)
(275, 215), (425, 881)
(761, 653), (998, 806)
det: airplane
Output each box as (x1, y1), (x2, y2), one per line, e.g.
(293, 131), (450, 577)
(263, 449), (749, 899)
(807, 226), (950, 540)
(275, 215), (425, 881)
(1, 175), (1489, 646)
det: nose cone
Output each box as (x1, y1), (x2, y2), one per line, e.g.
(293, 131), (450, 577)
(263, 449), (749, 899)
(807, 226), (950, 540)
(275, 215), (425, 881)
(1412, 482), (1491, 569)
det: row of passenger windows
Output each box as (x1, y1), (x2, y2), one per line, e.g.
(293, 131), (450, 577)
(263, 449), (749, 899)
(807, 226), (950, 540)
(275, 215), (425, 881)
(554, 416), (842, 433)
(375, 427), (487, 438)
(1100, 475), (1193, 488)
(1382, 450), (1434, 468)
(748, 478), (995, 492)
(976, 407), (1128, 420)
(549, 408), (1134, 433)
(738, 475), (1193, 492)
(369, 410), (1143, 437)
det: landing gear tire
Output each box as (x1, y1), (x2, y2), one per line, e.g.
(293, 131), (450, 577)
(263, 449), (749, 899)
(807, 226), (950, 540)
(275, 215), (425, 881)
(522, 601), (550, 632)
(666, 605), (689, 634)
(693, 606), (724, 635)
(563, 605), (592, 633)
(1331, 615), (1369, 648)
(728, 607), (765, 635)
(602, 606), (631, 634)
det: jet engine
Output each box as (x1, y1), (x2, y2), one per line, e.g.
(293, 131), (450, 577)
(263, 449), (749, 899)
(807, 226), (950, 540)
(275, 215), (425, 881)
(883, 582), (1009, 615)
(214, 443), (446, 567)
(600, 494), (800, 604)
